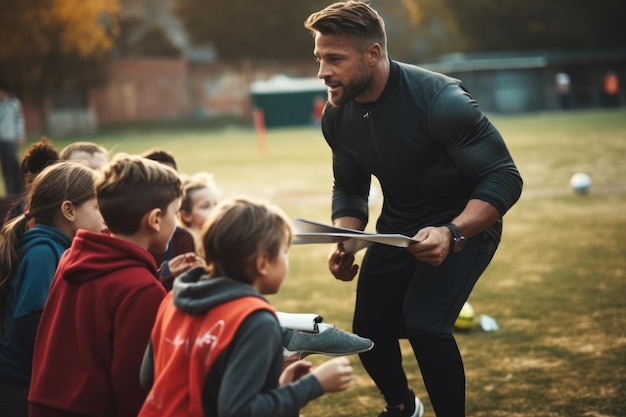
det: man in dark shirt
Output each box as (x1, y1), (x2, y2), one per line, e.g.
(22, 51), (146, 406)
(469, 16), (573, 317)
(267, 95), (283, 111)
(305, 2), (523, 417)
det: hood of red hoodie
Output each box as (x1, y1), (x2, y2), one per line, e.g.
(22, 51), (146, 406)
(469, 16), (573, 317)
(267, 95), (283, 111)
(60, 229), (158, 284)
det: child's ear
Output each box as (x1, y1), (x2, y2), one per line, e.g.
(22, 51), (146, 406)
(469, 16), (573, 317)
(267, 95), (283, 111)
(146, 208), (162, 232)
(60, 200), (74, 221)
(255, 252), (270, 276)
(179, 209), (192, 226)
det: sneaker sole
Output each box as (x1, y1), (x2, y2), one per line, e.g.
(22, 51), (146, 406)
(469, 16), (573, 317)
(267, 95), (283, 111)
(377, 395), (425, 417)
(283, 342), (374, 357)
(412, 397), (424, 417)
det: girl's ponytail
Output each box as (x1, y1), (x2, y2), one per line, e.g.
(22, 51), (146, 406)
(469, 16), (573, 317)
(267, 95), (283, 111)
(0, 214), (31, 336)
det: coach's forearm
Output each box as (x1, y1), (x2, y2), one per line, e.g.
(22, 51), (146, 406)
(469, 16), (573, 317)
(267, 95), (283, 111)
(333, 216), (365, 231)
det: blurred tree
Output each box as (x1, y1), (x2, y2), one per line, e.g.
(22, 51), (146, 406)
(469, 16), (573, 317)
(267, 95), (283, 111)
(411, 0), (626, 53)
(117, 18), (182, 58)
(131, 25), (182, 57)
(116, 16), (145, 57)
(377, 0), (467, 62)
(0, 0), (119, 134)
(174, 0), (329, 62)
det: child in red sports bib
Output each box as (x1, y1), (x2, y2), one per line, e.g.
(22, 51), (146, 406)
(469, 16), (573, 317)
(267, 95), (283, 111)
(138, 197), (353, 417)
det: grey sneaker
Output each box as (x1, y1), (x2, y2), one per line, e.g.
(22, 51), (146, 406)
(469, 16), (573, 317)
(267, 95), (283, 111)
(284, 324), (374, 357)
(378, 391), (424, 417)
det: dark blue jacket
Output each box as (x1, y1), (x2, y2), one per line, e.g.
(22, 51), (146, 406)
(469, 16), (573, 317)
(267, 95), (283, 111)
(0, 224), (71, 383)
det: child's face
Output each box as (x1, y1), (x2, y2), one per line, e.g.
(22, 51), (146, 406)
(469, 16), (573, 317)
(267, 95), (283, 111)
(152, 198), (181, 253)
(71, 197), (105, 236)
(255, 238), (289, 295)
(184, 187), (218, 230)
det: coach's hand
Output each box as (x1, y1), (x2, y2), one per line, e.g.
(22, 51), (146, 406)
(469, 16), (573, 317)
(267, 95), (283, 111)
(407, 226), (451, 266)
(328, 242), (359, 281)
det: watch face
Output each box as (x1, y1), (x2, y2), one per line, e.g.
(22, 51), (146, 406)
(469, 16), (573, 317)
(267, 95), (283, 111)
(453, 237), (466, 253)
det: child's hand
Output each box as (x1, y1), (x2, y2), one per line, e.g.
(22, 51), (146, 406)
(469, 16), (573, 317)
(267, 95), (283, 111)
(168, 252), (205, 277)
(312, 356), (353, 393)
(279, 360), (313, 385)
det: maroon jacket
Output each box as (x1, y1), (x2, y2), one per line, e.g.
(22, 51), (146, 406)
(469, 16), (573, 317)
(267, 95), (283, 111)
(29, 230), (166, 417)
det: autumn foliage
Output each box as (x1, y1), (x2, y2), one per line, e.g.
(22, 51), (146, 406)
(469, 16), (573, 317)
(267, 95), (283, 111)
(0, 0), (119, 109)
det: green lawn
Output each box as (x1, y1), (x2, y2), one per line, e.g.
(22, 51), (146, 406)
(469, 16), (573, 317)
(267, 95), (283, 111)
(14, 108), (626, 416)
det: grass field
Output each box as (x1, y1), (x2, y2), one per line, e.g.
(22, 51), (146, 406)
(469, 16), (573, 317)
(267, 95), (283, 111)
(13, 108), (626, 416)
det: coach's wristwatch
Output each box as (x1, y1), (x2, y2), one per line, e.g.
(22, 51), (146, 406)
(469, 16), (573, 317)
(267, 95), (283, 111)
(443, 223), (466, 253)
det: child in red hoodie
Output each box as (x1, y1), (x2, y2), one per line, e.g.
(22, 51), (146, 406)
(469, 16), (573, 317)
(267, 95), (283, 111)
(28, 154), (184, 417)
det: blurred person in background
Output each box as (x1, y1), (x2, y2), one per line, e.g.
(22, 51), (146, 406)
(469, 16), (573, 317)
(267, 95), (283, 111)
(555, 72), (571, 110)
(0, 81), (26, 197)
(603, 70), (620, 107)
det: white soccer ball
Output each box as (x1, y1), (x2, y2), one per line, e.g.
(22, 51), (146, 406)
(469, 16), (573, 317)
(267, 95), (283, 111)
(570, 173), (592, 195)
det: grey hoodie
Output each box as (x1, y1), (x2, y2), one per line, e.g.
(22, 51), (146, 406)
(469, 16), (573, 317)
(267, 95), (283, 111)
(140, 267), (324, 417)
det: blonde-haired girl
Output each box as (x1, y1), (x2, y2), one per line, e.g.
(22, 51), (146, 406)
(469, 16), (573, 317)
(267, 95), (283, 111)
(178, 172), (220, 253)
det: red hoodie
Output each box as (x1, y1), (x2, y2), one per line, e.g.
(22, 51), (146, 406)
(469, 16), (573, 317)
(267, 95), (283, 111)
(29, 229), (167, 417)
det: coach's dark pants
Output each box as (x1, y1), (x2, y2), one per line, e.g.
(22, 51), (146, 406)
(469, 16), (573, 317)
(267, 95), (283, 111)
(353, 224), (500, 417)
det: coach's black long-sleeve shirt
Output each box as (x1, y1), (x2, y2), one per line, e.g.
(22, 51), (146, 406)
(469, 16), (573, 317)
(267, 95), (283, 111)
(321, 60), (523, 239)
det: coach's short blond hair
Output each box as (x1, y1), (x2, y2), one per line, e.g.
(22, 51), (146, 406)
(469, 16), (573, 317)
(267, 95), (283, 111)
(304, 1), (387, 50)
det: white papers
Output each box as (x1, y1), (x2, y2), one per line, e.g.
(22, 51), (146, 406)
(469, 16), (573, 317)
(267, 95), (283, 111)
(276, 312), (323, 332)
(292, 218), (419, 251)
(293, 233), (371, 253)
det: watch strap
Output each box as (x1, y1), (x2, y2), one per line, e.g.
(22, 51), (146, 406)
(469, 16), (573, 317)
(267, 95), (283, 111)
(443, 222), (466, 253)
(444, 223), (462, 240)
